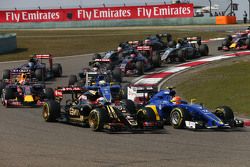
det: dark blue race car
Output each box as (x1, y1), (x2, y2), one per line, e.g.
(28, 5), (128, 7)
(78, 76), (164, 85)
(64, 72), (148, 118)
(129, 86), (244, 129)
(2, 54), (62, 81)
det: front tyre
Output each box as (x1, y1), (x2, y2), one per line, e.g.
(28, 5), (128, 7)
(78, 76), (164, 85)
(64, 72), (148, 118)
(135, 61), (144, 75)
(52, 63), (63, 77)
(170, 107), (189, 129)
(88, 108), (109, 131)
(42, 100), (61, 122)
(214, 106), (234, 125)
(137, 107), (156, 128)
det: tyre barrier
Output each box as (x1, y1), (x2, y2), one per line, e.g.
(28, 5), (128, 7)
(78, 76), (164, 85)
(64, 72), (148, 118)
(0, 33), (17, 54)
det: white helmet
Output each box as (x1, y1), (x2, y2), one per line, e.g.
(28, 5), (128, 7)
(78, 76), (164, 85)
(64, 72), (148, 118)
(99, 80), (106, 85)
(97, 97), (105, 104)
(117, 46), (122, 52)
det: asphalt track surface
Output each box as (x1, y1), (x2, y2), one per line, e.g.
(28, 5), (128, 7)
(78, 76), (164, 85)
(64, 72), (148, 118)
(1, 33), (250, 167)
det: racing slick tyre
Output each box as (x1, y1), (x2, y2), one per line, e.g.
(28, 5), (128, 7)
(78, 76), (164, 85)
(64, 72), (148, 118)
(214, 106), (235, 126)
(168, 40), (177, 48)
(123, 99), (136, 114)
(92, 53), (101, 60)
(170, 107), (190, 129)
(112, 68), (122, 83)
(44, 88), (55, 100)
(42, 100), (61, 122)
(176, 50), (186, 62)
(137, 107), (157, 128)
(88, 108), (109, 131)
(152, 51), (161, 67)
(245, 38), (250, 49)
(2, 69), (10, 80)
(199, 44), (209, 56)
(35, 68), (45, 81)
(3, 88), (15, 100)
(0, 81), (6, 95)
(135, 61), (144, 75)
(68, 75), (78, 86)
(52, 63), (63, 77)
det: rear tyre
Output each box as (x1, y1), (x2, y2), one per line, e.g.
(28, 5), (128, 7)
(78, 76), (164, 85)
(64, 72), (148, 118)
(199, 44), (209, 56)
(0, 81), (6, 95)
(2, 69), (10, 80)
(35, 68), (45, 81)
(214, 106), (235, 125)
(112, 68), (122, 83)
(152, 51), (161, 67)
(245, 38), (250, 49)
(52, 63), (62, 77)
(88, 108), (109, 131)
(177, 50), (186, 62)
(68, 75), (78, 86)
(170, 107), (189, 129)
(135, 61), (144, 75)
(44, 88), (55, 100)
(42, 100), (61, 122)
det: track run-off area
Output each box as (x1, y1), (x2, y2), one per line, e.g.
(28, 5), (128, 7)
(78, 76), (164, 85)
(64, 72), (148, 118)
(1, 26), (250, 167)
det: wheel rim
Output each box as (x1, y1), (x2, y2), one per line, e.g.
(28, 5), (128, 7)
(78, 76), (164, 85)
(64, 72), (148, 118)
(171, 111), (180, 125)
(89, 111), (99, 129)
(43, 105), (49, 120)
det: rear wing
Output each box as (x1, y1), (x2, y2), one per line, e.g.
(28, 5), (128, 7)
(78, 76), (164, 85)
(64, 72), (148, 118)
(186, 37), (202, 45)
(89, 59), (111, 66)
(127, 85), (157, 103)
(32, 54), (52, 59)
(136, 46), (152, 51)
(32, 54), (53, 70)
(128, 40), (142, 47)
(54, 86), (87, 100)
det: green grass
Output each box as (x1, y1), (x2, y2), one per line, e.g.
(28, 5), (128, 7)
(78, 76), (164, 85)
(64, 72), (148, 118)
(175, 60), (250, 116)
(0, 29), (228, 62)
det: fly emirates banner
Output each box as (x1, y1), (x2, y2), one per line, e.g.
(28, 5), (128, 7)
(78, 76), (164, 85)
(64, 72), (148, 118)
(0, 3), (194, 23)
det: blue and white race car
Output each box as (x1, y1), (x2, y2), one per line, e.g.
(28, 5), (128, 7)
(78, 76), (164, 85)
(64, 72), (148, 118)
(128, 86), (244, 129)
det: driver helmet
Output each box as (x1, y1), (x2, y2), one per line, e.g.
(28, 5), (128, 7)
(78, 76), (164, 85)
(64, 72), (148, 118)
(97, 97), (106, 105)
(78, 94), (87, 104)
(99, 80), (106, 86)
(176, 43), (181, 49)
(117, 46), (123, 52)
(130, 53), (136, 58)
(93, 67), (99, 72)
(171, 96), (182, 105)
(28, 62), (34, 68)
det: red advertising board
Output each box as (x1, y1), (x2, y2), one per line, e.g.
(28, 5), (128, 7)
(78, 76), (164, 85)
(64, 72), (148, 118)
(0, 3), (193, 23)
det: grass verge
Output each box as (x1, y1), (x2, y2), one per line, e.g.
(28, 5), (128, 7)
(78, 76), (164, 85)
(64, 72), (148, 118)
(0, 29), (227, 62)
(175, 60), (250, 116)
